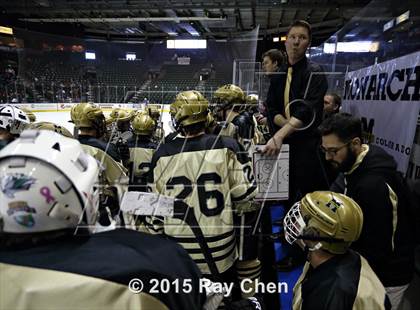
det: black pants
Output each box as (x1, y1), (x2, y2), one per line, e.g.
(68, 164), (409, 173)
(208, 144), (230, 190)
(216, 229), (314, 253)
(288, 137), (329, 206)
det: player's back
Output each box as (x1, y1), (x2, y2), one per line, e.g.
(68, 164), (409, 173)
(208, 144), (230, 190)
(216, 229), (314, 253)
(149, 134), (257, 274)
(0, 229), (204, 310)
(78, 134), (121, 163)
(127, 137), (157, 189)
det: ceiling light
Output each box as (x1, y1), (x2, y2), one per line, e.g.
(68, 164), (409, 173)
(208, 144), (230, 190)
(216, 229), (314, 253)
(396, 10), (410, 25)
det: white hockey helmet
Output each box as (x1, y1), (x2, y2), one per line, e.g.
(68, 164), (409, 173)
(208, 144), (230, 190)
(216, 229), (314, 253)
(0, 105), (30, 135)
(0, 130), (100, 233)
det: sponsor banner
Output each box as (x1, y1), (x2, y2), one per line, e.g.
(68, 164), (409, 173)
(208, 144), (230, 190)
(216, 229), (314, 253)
(58, 103), (74, 110)
(13, 103), (58, 111)
(342, 51), (420, 173)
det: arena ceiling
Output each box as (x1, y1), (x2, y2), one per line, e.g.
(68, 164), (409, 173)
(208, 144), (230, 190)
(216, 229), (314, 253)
(0, 0), (412, 45)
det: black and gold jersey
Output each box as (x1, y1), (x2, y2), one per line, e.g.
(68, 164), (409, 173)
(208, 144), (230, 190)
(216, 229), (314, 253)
(81, 144), (128, 185)
(217, 113), (261, 154)
(218, 121), (238, 140)
(292, 250), (390, 310)
(147, 134), (257, 274)
(127, 137), (157, 187)
(80, 144), (128, 205)
(0, 229), (205, 310)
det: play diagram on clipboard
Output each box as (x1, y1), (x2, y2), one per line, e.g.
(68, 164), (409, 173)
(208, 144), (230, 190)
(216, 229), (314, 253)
(252, 144), (289, 201)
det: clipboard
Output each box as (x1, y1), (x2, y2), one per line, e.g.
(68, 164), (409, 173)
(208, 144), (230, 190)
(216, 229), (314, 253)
(252, 144), (289, 201)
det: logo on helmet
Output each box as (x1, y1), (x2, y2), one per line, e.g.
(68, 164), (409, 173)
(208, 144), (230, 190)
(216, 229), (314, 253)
(14, 214), (35, 228)
(1, 174), (37, 198)
(8, 201), (36, 228)
(325, 197), (342, 213)
(7, 201), (37, 216)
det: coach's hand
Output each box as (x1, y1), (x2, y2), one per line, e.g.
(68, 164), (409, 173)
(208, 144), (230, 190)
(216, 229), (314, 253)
(260, 135), (283, 156)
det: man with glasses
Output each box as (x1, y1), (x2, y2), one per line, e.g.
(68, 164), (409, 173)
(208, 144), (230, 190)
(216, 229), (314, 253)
(319, 113), (415, 310)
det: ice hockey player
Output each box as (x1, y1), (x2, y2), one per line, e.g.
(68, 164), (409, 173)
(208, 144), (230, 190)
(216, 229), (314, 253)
(0, 130), (205, 310)
(127, 112), (158, 191)
(70, 102), (121, 163)
(146, 90), (262, 305)
(284, 191), (390, 310)
(70, 102), (128, 228)
(212, 84), (256, 151)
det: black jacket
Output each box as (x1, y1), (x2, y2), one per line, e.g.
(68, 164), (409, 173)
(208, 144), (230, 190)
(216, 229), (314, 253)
(294, 250), (390, 310)
(332, 145), (415, 286)
(265, 57), (327, 143)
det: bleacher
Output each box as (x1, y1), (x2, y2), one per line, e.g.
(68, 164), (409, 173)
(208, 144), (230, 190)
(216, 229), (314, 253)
(139, 63), (203, 104)
(1, 47), (236, 104)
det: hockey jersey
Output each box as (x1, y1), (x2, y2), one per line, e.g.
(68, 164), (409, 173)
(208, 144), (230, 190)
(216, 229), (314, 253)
(0, 229), (205, 310)
(147, 134), (257, 274)
(80, 144), (128, 201)
(292, 250), (390, 310)
(127, 136), (157, 189)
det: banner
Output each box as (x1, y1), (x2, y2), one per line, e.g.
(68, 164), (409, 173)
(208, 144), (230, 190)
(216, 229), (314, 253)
(342, 51), (420, 173)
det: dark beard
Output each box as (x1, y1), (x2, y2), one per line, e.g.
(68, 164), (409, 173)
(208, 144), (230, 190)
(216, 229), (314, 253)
(330, 146), (357, 173)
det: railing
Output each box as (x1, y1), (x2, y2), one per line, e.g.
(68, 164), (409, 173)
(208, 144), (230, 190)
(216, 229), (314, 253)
(0, 79), (225, 104)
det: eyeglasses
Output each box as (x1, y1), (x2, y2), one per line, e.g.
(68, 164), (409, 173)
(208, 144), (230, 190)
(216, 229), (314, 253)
(320, 141), (351, 156)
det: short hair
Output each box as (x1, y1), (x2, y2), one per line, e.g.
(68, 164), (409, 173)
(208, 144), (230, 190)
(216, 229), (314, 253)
(319, 113), (362, 142)
(326, 93), (342, 109)
(288, 20), (312, 42)
(262, 49), (285, 66)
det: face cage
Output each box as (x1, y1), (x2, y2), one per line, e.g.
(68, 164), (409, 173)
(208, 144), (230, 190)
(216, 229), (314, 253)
(283, 202), (306, 245)
(211, 99), (232, 112)
(170, 115), (179, 131)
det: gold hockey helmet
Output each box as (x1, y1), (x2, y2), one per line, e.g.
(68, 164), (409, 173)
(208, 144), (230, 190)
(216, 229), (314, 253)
(70, 102), (106, 137)
(109, 108), (135, 123)
(246, 94), (258, 105)
(29, 121), (74, 138)
(131, 113), (156, 136)
(213, 84), (245, 111)
(284, 191), (363, 254)
(173, 90), (209, 128)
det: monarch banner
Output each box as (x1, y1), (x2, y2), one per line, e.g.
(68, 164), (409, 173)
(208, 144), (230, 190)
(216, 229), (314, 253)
(342, 51), (420, 173)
